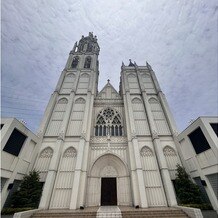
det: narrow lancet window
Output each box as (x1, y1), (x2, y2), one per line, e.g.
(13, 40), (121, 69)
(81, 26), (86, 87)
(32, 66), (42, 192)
(71, 56), (79, 68)
(103, 126), (107, 136)
(84, 57), (92, 68)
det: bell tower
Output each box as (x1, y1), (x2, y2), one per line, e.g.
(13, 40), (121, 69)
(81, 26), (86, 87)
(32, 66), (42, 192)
(64, 32), (100, 96)
(35, 33), (100, 209)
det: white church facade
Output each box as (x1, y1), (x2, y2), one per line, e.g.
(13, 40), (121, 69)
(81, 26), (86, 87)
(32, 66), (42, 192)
(33, 32), (182, 210)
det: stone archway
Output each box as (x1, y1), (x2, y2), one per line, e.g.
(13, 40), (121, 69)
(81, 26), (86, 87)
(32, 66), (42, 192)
(86, 154), (132, 206)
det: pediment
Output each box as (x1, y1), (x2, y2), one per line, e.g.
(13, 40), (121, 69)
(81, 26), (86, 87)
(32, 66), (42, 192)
(96, 81), (121, 99)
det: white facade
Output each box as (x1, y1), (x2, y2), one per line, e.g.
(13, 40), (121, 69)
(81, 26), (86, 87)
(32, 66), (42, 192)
(177, 117), (218, 212)
(1, 118), (39, 209)
(34, 33), (183, 210)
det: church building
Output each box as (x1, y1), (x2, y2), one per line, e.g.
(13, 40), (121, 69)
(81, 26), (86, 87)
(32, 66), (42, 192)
(34, 32), (182, 210)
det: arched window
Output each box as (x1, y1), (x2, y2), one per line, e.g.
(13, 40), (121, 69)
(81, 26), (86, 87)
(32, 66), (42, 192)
(95, 108), (123, 136)
(34, 147), (53, 181)
(84, 56), (92, 68)
(71, 56), (79, 68)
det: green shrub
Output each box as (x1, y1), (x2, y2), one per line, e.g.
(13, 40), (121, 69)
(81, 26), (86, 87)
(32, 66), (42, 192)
(11, 170), (42, 208)
(175, 165), (204, 204)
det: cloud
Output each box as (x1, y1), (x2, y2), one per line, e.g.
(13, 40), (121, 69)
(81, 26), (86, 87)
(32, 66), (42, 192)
(1, 0), (218, 132)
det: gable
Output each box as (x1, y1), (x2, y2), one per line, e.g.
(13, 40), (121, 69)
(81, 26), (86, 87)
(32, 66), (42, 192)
(97, 82), (121, 99)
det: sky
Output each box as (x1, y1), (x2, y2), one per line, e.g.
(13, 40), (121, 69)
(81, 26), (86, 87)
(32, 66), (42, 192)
(1, 0), (218, 133)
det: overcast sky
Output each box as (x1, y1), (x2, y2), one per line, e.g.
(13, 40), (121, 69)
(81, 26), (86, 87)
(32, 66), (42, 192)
(1, 0), (218, 133)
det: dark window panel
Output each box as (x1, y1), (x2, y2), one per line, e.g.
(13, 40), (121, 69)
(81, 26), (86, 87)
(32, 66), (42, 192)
(1, 124), (4, 129)
(103, 126), (107, 136)
(193, 177), (211, 203)
(188, 127), (211, 154)
(95, 127), (98, 136)
(210, 123), (218, 137)
(3, 180), (21, 208)
(3, 129), (27, 156)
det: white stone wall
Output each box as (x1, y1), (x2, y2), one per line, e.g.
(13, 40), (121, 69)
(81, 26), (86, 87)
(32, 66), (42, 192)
(178, 117), (218, 212)
(1, 118), (39, 209)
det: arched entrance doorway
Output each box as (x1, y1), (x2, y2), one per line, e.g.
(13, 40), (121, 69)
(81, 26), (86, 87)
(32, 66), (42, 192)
(86, 154), (131, 206)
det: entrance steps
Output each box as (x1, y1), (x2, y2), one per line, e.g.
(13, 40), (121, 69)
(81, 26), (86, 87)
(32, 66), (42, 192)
(31, 207), (98, 218)
(31, 207), (189, 218)
(96, 206), (122, 218)
(120, 206), (189, 218)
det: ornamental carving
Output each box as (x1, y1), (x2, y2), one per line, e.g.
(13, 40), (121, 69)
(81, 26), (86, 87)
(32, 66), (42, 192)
(91, 145), (126, 150)
(90, 136), (127, 143)
(91, 146), (107, 150)
(58, 131), (65, 141)
(66, 73), (75, 77)
(148, 97), (158, 103)
(94, 99), (123, 106)
(80, 73), (90, 78)
(71, 88), (76, 93)
(40, 147), (53, 158)
(101, 166), (117, 177)
(80, 131), (86, 140)
(163, 146), (176, 156)
(131, 130), (137, 139)
(152, 130), (159, 139)
(58, 98), (68, 104)
(140, 146), (153, 157)
(75, 97), (86, 104)
(63, 147), (77, 158)
(132, 97), (142, 104)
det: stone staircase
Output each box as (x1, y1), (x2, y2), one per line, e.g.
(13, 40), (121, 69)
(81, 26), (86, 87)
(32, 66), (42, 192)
(31, 207), (189, 218)
(31, 207), (98, 218)
(120, 206), (189, 218)
(96, 206), (122, 218)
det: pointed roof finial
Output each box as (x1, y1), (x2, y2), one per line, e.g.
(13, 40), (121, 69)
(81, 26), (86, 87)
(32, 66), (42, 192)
(72, 41), (77, 51)
(146, 61), (152, 70)
(107, 79), (110, 83)
(89, 32), (94, 38)
(129, 59), (135, 67)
